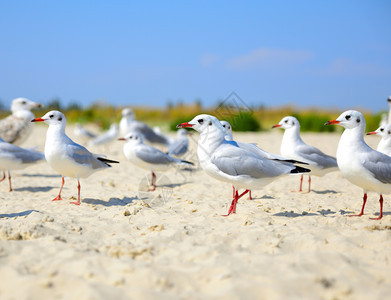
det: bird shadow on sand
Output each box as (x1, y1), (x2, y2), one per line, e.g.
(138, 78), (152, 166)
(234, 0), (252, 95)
(14, 186), (54, 192)
(0, 209), (40, 218)
(82, 196), (136, 207)
(258, 195), (275, 200)
(273, 211), (319, 218)
(21, 173), (61, 178)
(311, 189), (338, 194)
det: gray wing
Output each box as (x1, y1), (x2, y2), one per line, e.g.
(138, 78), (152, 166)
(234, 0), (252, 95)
(362, 151), (391, 184)
(0, 143), (45, 164)
(134, 144), (176, 165)
(296, 144), (337, 168)
(130, 121), (170, 145)
(211, 143), (294, 179)
(168, 138), (188, 156)
(66, 141), (107, 169)
(0, 115), (26, 143)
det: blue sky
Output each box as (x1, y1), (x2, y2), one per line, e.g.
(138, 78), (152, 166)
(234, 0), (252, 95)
(0, 0), (390, 111)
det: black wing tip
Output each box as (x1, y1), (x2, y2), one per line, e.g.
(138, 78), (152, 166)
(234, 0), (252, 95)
(97, 157), (120, 166)
(290, 166), (311, 174)
(272, 158), (309, 165)
(180, 159), (194, 165)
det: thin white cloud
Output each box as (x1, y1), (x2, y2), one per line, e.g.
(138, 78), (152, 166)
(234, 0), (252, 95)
(226, 47), (313, 71)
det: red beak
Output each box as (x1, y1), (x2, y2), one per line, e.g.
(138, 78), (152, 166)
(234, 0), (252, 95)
(366, 131), (377, 135)
(118, 138), (126, 141)
(31, 118), (44, 122)
(272, 124), (281, 128)
(324, 119), (340, 125)
(176, 122), (193, 128)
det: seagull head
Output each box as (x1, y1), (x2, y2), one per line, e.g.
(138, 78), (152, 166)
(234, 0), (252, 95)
(272, 116), (299, 130)
(31, 110), (66, 127)
(325, 110), (366, 130)
(121, 108), (134, 119)
(118, 132), (143, 144)
(11, 98), (42, 113)
(177, 114), (223, 133)
(220, 120), (232, 135)
(367, 124), (391, 139)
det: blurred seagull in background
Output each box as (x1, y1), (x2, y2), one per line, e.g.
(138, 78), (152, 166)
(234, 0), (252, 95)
(177, 114), (310, 216)
(119, 107), (172, 146)
(0, 137), (45, 191)
(88, 123), (118, 147)
(273, 116), (338, 192)
(325, 110), (391, 220)
(167, 128), (189, 157)
(367, 124), (391, 157)
(0, 97), (42, 145)
(119, 132), (193, 191)
(32, 111), (119, 205)
(74, 123), (97, 141)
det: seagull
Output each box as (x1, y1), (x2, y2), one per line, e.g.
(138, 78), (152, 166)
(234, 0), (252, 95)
(273, 116), (338, 192)
(0, 137), (45, 191)
(387, 96), (391, 124)
(325, 110), (391, 220)
(177, 114), (310, 216)
(88, 123), (118, 146)
(119, 108), (171, 146)
(73, 123), (97, 140)
(0, 97), (42, 145)
(32, 111), (119, 205)
(119, 132), (193, 191)
(167, 128), (189, 157)
(367, 124), (391, 156)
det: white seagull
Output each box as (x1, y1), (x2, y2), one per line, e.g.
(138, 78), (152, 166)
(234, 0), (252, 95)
(177, 114), (310, 216)
(325, 110), (391, 220)
(367, 124), (391, 156)
(0, 137), (45, 191)
(167, 128), (189, 157)
(88, 123), (118, 146)
(32, 111), (119, 205)
(73, 123), (97, 140)
(119, 108), (171, 146)
(0, 97), (42, 145)
(119, 132), (193, 191)
(273, 116), (338, 192)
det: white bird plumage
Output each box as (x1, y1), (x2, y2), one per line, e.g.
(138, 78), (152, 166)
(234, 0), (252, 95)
(367, 124), (391, 156)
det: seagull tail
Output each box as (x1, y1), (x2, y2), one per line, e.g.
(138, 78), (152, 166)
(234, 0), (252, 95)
(97, 157), (120, 167)
(290, 166), (311, 174)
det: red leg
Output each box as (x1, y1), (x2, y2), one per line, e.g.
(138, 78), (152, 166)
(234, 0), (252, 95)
(307, 175), (311, 193)
(298, 174), (303, 192)
(70, 179), (81, 205)
(223, 189), (250, 216)
(52, 177), (64, 201)
(249, 190), (252, 200)
(148, 172), (157, 191)
(7, 172), (12, 192)
(350, 193), (367, 217)
(370, 195), (383, 220)
(232, 185), (235, 198)
(0, 171), (5, 183)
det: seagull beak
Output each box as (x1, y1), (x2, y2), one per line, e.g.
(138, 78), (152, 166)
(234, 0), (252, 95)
(118, 138), (126, 141)
(176, 122), (193, 128)
(324, 119), (340, 125)
(366, 131), (377, 135)
(272, 124), (281, 128)
(31, 118), (44, 122)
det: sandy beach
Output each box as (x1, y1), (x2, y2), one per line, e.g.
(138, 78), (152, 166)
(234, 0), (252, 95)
(0, 123), (390, 300)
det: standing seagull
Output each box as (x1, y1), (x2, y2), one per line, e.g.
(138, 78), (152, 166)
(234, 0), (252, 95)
(325, 110), (391, 220)
(119, 108), (172, 146)
(119, 132), (193, 191)
(167, 129), (189, 157)
(177, 114), (310, 216)
(88, 123), (118, 146)
(367, 124), (391, 156)
(32, 111), (119, 205)
(273, 116), (338, 192)
(0, 97), (42, 145)
(0, 137), (45, 191)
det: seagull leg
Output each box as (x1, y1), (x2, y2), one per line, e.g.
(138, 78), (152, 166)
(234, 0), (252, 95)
(307, 175), (311, 193)
(370, 195), (383, 220)
(52, 177), (65, 201)
(148, 172), (156, 191)
(223, 189), (250, 216)
(0, 171), (5, 183)
(7, 172), (12, 192)
(232, 185), (235, 198)
(249, 190), (252, 200)
(70, 179), (81, 205)
(350, 193), (367, 217)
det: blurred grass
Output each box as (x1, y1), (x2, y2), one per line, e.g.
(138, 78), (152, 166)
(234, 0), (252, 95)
(0, 100), (384, 132)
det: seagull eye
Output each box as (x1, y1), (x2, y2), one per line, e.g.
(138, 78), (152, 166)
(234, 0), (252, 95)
(222, 124), (226, 128)
(356, 118), (360, 123)
(284, 120), (288, 123)
(21, 101), (26, 105)
(388, 130), (391, 134)
(58, 117), (62, 121)
(49, 115), (54, 118)
(380, 128), (384, 132)
(209, 122), (212, 126)
(345, 115), (351, 120)
(198, 119), (204, 125)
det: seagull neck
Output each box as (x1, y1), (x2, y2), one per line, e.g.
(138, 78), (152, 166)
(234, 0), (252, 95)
(339, 126), (366, 150)
(47, 124), (66, 141)
(14, 110), (34, 120)
(198, 129), (225, 156)
(283, 126), (303, 144)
